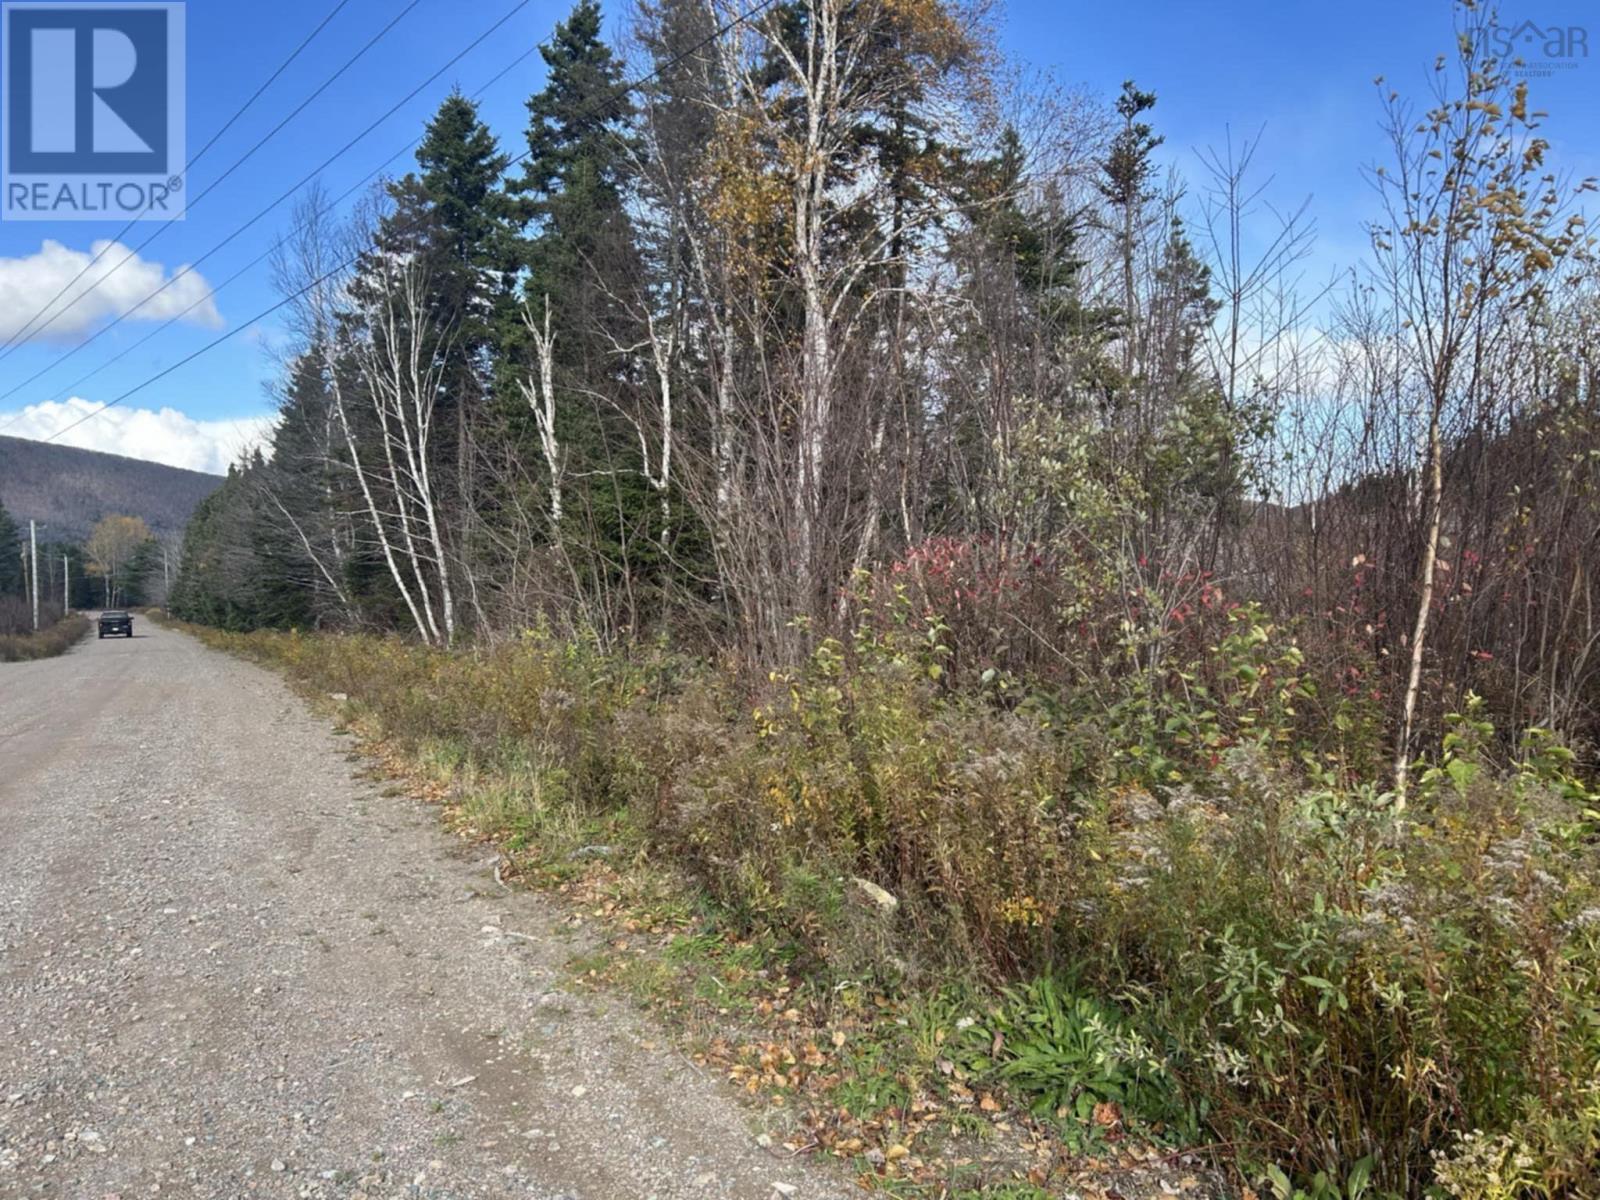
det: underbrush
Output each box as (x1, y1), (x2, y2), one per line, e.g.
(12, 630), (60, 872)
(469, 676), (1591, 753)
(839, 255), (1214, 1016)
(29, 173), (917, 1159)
(184, 600), (1600, 1199)
(0, 613), (89, 662)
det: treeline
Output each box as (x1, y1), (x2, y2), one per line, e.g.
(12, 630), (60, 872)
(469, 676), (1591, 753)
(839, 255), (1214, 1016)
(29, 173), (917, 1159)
(0, 503), (169, 636)
(172, 0), (1598, 764)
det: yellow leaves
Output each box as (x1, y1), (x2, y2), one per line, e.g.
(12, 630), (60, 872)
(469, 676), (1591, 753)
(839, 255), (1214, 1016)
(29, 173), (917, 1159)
(876, 0), (972, 70)
(1511, 81), (1529, 123)
(701, 110), (788, 272)
(728, 1038), (805, 1093)
(996, 894), (1045, 927)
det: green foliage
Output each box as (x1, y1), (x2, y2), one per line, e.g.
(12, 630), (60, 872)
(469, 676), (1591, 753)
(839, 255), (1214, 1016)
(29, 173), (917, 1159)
(171, 461), (314, 630)
(0, 502), (22, 597)
(1101, 80), (1162, 209)
(1083, 702), (1600, 1197)
(963, 978), (1189, 1139)
(509, 0), (638, 349)
(391, 90), (519, 425)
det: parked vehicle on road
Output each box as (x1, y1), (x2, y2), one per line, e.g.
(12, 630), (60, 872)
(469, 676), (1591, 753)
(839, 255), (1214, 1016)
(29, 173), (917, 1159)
(98, 611), (133, 638)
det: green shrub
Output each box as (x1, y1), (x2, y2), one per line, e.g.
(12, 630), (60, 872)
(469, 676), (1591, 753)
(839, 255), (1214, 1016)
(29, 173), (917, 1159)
(962, 977), (1191, 1139)
(1075, 722), (1600, 1196)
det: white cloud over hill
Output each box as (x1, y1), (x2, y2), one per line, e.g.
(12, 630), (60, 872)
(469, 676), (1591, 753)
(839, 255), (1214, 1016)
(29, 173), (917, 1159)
(0, 398), (273, 475)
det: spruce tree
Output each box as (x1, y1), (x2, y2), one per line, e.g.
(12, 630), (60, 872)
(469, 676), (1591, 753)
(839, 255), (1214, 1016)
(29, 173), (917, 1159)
(1100, 80), (1162, 382)
(510, 0), (639, 358)
(413, 92), (518, 358)
(0, 503), (22, 597)
(515, 0), (635, 225)
(505, 0), (652, 585)
(368, 93), (515, 424)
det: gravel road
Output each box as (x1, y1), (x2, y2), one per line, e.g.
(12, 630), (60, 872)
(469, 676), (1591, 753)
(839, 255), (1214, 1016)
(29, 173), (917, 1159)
(0, 620), (851, 1200)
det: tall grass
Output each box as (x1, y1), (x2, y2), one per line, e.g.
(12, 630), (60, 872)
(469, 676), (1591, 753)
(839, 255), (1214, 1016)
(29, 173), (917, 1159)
(0, 611), (89, 662)
(188, 607), (1600, 1198)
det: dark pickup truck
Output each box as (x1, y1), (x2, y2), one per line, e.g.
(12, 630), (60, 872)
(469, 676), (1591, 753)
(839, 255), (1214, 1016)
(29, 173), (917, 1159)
(98, 610), (133, 638)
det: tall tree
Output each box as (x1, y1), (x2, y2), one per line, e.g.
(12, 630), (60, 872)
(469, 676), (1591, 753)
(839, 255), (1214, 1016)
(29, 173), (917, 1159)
(1100, 80), (1161, 385)
(406, 91), (518, 404)
(0, 503), (22, 597)
(1368, 12), (1584, 801)
(506, 0), (658, 630)
(85, 515), (153, 608)
(510, 0), (639, 361)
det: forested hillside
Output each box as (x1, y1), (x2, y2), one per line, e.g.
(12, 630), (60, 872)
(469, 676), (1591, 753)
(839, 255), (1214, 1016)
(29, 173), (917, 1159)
(170, 1), (1600, 1195)
(0, 434), (222, 541)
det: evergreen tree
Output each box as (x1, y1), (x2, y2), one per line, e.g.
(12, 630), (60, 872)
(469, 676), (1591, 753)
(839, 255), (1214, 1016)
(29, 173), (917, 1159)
(335, 94), (518, 639)
(513, 0), (636, 233)
(418, 93), (517, 273)
(505, 0), (655, 591)
(508, 0), (640, 367)
(0, 502), (22, 597)
(171, 468), (254, 629)
(368, 93), (516, 441)
(1100, 80), (1162, 381)
(411, 92), (518, 370)
(977, 125), (1117, 340)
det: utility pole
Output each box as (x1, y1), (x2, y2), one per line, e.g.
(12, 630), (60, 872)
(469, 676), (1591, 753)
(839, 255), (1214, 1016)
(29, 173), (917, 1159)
(29, 520), (38, 632)
(63, 555), (70, 616)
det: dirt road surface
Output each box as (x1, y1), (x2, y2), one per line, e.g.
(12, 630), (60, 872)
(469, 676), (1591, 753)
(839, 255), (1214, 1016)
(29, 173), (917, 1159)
(0, 621), (851, 1200)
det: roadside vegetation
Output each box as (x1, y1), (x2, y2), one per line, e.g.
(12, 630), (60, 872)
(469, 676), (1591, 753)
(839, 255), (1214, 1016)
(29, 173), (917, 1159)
(165, 1), (1600, 1195)
(188, 593), (1600, 1199)
(0, 605), (89, 662)
(0, 504), (89, 661)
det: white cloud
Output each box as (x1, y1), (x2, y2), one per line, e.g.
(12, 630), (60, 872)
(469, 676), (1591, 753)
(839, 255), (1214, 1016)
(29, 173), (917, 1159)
(0, 398), (274, 475)
(0, 239), (223, 343)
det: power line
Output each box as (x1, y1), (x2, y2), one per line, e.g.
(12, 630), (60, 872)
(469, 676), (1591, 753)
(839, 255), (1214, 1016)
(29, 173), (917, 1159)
(33, 0), (783, 451)
(0, 0), (423, 362)
(190, 0), (357, 172)
(0, 0), (358, 361)
(0, 0), (534, 420)
(7, 42), (543, 424)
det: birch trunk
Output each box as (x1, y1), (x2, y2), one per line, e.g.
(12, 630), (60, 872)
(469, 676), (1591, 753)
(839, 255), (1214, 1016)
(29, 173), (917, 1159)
(1393, 395), (1444, 806)
(520, 297), (564, 528)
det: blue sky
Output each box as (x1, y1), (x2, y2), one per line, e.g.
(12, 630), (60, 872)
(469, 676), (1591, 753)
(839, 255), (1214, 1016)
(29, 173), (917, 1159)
(0, 0), (1594, 472)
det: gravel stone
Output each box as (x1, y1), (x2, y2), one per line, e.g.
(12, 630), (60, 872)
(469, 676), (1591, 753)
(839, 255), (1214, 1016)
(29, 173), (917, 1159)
(0, 622), (851, 1198)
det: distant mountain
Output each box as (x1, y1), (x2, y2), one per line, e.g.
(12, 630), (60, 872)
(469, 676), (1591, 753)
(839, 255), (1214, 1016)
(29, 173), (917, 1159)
(0, 435), (223, 543)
